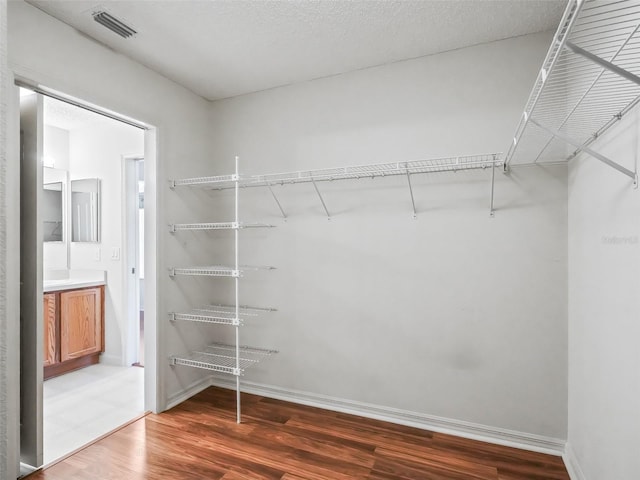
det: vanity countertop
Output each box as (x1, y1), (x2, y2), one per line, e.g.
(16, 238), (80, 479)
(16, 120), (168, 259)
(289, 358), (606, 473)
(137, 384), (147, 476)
(44, 278), (105, 292)
(43, 270), (106, 293)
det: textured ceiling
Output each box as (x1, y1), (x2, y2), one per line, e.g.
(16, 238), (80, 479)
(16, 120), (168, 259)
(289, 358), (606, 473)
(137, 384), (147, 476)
(26, 0), (566, 101)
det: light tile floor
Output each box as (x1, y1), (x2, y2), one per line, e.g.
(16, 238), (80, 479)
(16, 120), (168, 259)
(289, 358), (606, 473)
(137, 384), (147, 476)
(43, 364), (145, 465)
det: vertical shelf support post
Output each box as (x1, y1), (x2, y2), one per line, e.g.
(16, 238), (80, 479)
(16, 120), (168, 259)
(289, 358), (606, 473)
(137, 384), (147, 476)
(489, 155), (496, 217)
(234, 156), (241, 424)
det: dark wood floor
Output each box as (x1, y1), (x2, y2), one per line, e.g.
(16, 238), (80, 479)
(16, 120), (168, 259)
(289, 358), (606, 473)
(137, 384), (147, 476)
(28, 386), (569, 479)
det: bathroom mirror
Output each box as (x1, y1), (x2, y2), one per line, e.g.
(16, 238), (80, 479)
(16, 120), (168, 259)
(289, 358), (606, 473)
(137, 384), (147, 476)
(71, 178), (101, 242)
(43, 182), (64, 242)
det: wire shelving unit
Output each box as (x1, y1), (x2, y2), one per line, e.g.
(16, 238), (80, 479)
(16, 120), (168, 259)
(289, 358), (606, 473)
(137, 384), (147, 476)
(505, 0), (640, 185)
(171, 154), (502, 188)
(168, 157), (277, 423)
(171, 153), (503, 218)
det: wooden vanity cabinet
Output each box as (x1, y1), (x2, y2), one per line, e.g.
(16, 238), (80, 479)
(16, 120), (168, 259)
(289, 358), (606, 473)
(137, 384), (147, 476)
(43, 285), (104, 379)
(43, 293), (57, 367)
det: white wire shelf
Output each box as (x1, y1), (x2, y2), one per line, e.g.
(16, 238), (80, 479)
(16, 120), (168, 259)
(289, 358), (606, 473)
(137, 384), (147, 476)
(169, 222), (274, 232)
(168, 265), (275, 277)
(170, 343), (278, 376)
(505, 0), (640, 181)
(169, 304), (275, 326)
(169, 309), (241, 326)
(171, 173), (238, 188)
(206, 303), (277, 313)
(170, 154), (503, 190)
(169, 266), (238, 277)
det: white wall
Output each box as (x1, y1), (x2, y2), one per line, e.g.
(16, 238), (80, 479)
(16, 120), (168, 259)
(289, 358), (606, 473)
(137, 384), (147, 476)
(0, 0), (18, 477)
(567, 105), (640, 479)
(68, 120), (143, 365)
(7, 0), (213, 418)
(193, 31), (569, 443)
(43, 125), (69, 170)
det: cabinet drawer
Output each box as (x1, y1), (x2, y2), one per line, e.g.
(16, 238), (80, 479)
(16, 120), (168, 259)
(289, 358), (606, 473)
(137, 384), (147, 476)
(60, 287), (103, 362)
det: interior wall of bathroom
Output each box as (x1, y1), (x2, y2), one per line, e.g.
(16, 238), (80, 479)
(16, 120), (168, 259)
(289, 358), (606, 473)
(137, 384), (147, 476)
(43, 125), (69, 270)
(68, 119), (144, 365)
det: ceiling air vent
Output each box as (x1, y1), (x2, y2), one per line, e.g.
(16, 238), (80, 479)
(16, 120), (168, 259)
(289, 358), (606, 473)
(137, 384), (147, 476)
(92, 10), (137, 38)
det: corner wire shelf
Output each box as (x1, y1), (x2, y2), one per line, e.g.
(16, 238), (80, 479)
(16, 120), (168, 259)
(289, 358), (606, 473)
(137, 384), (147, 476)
(169, 222), (274, 232)
(170, 153), (504, 218)
(505, 0), (640, 186)
(170, 343), (278, 376)
(169, 157), (277, 423)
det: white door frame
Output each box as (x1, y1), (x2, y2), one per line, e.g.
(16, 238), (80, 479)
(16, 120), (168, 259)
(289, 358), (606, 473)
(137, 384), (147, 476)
(122, 154), (143, 367)
(5, 77), (22, 480)
(6, 77), (161, 476)
(19, 90), (44, 469)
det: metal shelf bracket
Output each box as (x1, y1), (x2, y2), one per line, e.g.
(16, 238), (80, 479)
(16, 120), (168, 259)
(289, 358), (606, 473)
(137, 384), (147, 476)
(564, 42), (640, 87)
(530, 117), (636, 181)
(311, 178), (331, 220)
(267, 184), (287, 220)
(405, 165), (417, 219)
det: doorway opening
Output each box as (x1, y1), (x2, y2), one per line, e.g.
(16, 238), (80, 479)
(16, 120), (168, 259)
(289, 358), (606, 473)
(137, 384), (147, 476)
(125, 156), (145, 368)
(18, 85), (154, 469)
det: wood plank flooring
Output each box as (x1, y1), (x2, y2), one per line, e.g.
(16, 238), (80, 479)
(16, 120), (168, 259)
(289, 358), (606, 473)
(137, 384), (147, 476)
(27, 387), (570, 479)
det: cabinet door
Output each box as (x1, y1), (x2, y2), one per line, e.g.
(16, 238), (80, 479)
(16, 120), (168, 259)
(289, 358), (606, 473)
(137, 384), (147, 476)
(43, 293), (57, 367)
(60, 287), (103, 362)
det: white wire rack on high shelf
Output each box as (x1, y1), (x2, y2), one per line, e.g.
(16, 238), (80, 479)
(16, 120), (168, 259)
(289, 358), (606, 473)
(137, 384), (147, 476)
(169, 222), (274, 232)
(170, 153), (504, 218)
(505, 0), (640, 186)
(168, 156), (277, 424)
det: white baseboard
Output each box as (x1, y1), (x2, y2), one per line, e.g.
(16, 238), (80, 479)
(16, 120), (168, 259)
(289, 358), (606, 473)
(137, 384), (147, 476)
(166, 376), (213, 410)
(563, 443), (587, 480)
(98, 353), (122, 366)
(201, 377), (566, 456)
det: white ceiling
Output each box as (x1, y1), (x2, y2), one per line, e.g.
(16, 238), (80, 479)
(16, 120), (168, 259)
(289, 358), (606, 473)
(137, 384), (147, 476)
(26, 0), (566, 101)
